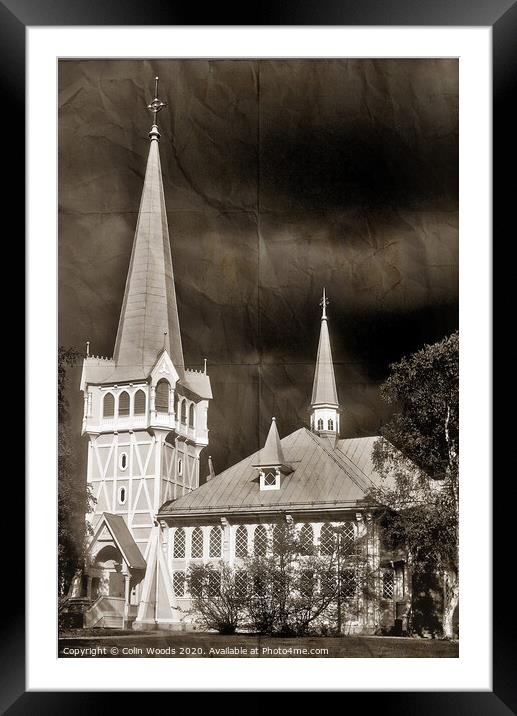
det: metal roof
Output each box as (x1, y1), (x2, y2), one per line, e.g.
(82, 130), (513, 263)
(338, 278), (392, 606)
(100, 513), (147, 570)
(159, 429), (383, 518)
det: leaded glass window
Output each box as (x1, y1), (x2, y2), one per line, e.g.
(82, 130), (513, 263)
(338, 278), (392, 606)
(191, 527), (203, 559)
(340, 569), (357, 600)
(272, 524), (286, 555)
(235, 525), (248, 558)
(298, 523), (314, 555)
(173, 528), (185, 559)
(254, 525), (268, 557)
(320, 523), (335, 556)
(172, 571), (185, 597)
(209, 526), (222, 558)
(383, 570), (394, 599)
(299, 570), (315, 597)
(208, 571), (221, 598)
(235, 571), (248, 599)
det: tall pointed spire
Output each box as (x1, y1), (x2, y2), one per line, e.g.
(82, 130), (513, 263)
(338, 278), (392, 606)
(112, 77), (184, 377)
(311, 289), (339, 408)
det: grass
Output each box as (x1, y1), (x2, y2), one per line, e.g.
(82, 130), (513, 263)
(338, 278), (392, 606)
(59, 630), (458, 658)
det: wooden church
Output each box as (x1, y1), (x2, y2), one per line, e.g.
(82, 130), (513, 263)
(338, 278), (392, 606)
(69, 79), (411, 634)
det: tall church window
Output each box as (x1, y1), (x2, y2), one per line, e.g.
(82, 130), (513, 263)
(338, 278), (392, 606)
(191, 527), (204, 559)
(172, 571), (185, 597)
(134, 389), (146, 415)
(320, 523), (335, 556)
(298, 523), (314, 555)
(103, 392), (115, 418)
(189, 403), (195, 428)
(254, 525), (268, 557)
(119, 391), (130, 417)
(155, 380), (169, 413)
(317, 418), (323, 431)
(209, 526), (222, 558)
(328, 418), (334, 430)
(181, 400), (187, 424)
(235, 525), (248, 558)
(173, 528), (185, 559)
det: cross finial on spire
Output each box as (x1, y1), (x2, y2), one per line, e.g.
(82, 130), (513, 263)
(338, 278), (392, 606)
(319, 287), (329, 320)
(147, 76), (167, 139)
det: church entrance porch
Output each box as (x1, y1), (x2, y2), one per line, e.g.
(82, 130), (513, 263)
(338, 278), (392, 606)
(63, 512), (147, 630)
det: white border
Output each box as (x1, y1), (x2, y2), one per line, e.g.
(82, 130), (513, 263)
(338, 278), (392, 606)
(27, 27), (491, 691)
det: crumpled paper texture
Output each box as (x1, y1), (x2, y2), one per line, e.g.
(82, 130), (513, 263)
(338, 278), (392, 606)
(58, 59), (458, 481)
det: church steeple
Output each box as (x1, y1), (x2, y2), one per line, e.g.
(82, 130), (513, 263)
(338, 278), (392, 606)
(310, 289), (340, 439)
(113, 76), (184, 377)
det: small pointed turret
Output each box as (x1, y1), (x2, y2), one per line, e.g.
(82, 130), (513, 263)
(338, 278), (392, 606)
(310, 289), (340, 439)
(253, 417), (293, 490)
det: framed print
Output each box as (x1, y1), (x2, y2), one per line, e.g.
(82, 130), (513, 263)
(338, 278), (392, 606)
(5, 0), (511, 709)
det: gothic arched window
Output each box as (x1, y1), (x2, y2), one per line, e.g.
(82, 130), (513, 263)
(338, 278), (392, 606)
(254, 525), (268, 557)
(189, 403), (195, 428)
(155, 380), (169, 413)
(173, 528), (185, 559)
(191, 527), (204, 559)
(181, 400), (187, 424)
(103, 392), (115, 418)
(118, 391), (130, 417)
(320, 523), (335, 556)
(317, 418), (324, 431)
(328, 418), (334, 431)
(209, 526), (222, 558)
(298, 523), (314, 555)
(235, 525), (248, 558)
(134, 389), (146, 415)
(272, 524), (286, 555)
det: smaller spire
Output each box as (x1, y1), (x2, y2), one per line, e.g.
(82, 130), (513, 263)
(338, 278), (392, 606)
(320, 287), (329, 320)
(207, 455), (216, 481)
(253, 417), (292, 472)
(147, 76), (167, 141)
(86, 340), (90, 358)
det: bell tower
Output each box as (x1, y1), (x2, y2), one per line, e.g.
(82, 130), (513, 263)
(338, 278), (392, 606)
(310, 288), (340, 442)
(80, 78), (212, 560)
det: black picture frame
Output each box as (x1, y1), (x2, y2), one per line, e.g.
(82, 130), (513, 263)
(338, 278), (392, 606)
(8, 0), (509, 710)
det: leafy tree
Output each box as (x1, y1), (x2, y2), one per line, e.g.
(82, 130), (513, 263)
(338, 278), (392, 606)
(186, 562), (247, 634)
(58, 346), (95, 598)
(371, 331), (459, 638)
(244, 523), (340, 636)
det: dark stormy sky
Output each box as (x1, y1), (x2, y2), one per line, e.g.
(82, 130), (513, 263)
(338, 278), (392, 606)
(58, 59), (458, 483)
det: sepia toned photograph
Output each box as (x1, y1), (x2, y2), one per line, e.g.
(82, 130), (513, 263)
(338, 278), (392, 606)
(58, 58), (459, 659)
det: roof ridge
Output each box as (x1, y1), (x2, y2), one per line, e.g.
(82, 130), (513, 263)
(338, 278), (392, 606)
(305, 429), (374, 493)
